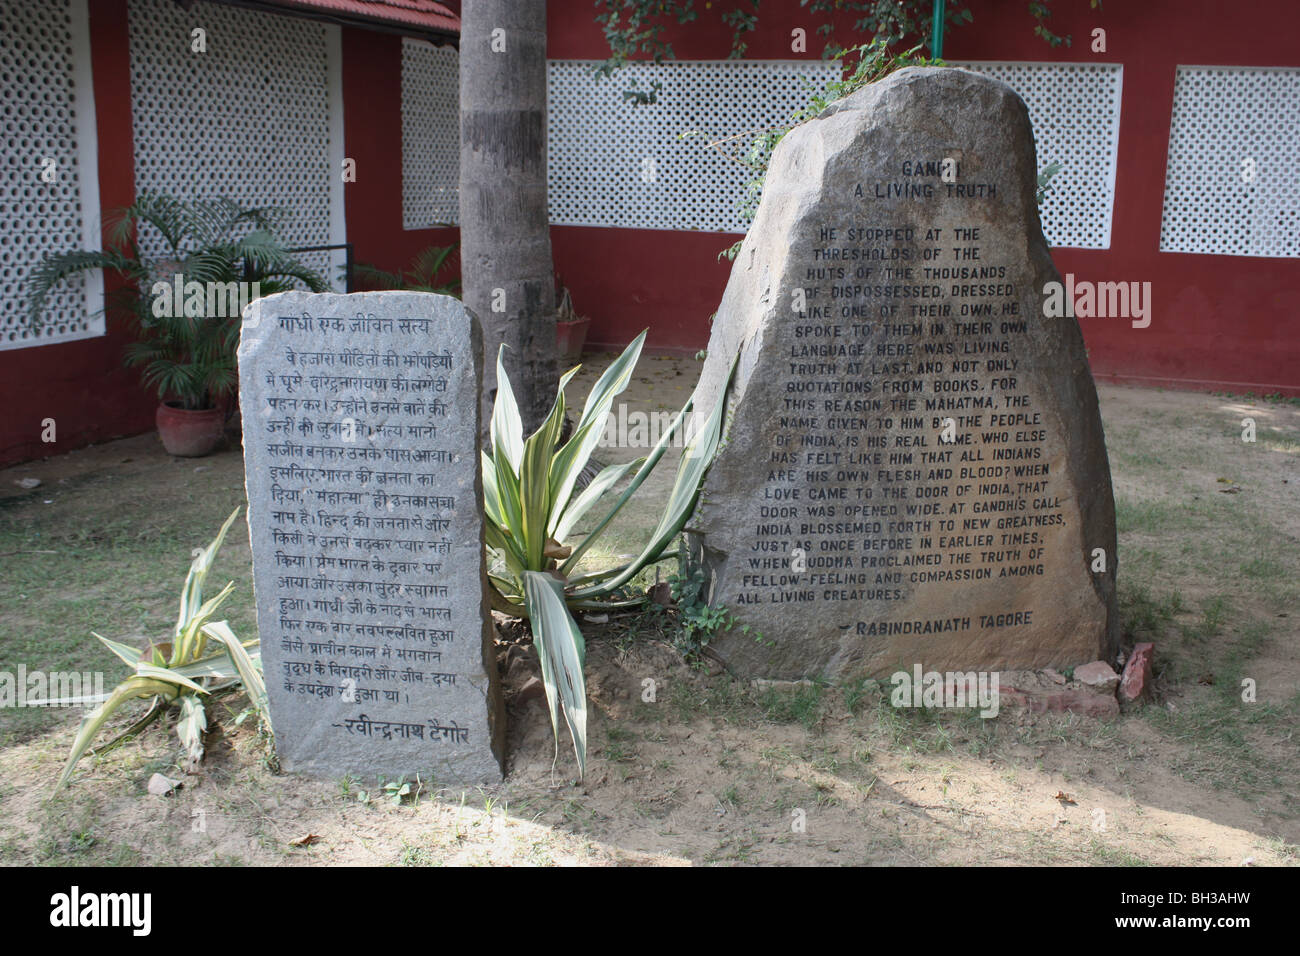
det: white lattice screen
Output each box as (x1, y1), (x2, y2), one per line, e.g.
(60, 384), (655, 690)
(401, 57), (839, 232)
(127, 0), (342, 283)
(403, 59), (1123, 239)
(0, 0), (102, 351)
(1160, 66), (1300, 258)
(402, 39), (459, 228)
(547, 59), (839, 232)
(954, 62), (1122, 249)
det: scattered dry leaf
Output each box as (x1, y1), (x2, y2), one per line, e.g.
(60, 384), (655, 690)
(542, 538), (572, 560)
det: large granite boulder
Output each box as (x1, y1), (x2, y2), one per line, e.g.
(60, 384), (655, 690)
(687, 67), (1119, 681)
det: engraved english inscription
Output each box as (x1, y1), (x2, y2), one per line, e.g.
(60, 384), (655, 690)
(689, 68), (1119, 680)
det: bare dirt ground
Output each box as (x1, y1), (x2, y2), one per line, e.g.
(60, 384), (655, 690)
(0, 355), (1296, 867)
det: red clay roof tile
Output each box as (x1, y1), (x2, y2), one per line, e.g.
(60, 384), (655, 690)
(263, 0), (459, 34)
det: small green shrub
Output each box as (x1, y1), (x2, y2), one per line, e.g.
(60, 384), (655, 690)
(482, 332), (735, 776)
(50, 508), (269, 790)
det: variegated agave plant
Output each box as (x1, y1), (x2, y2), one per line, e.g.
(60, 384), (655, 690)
(482, 331), (732, 778)
(53, 507), (269, 789)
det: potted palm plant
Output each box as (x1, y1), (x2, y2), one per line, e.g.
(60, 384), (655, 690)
(353, 241), (461, 296)
(25, 193), (328, 456)
(555, 281), (591, 364)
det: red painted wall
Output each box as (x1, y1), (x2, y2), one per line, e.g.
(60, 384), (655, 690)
(0, 15), (462, 468)
(340, 27), (460, 289)
(0, 0), (154, 468)
(5, 0), (1298, 467)
(544, 0), (840, 355)
(949, 0), (1300, 394)
(542, 0), (1300, 393)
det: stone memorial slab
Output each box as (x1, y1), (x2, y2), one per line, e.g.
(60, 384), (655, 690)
(238, 291), (503, 781)
(688, 67), (1119, 680)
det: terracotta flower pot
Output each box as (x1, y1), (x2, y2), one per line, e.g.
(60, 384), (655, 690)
(557, 316), (591, 364)
(156, 402), (225, 457)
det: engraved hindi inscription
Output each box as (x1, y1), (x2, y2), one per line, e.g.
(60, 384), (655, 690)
(239, 291), (503, 781)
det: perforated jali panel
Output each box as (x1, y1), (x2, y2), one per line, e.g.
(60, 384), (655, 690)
(402, 39), (459, 228)
(127, 0), (336, 282)
(547, 59), (839, 233)
(955, 61), (1122, 249)
(0, 0), (100, 350)
(405, 59), (1121, 238)
(1160, 66), (1300, 258)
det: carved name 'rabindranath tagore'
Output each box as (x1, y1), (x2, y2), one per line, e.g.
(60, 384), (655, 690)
(688, 67), (1119, 680)
(239, 291), (503, 781)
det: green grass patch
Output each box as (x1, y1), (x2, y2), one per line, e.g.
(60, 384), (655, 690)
(1118, 583), (1184, 639)
(756, 683), (825, 729)
(0, 458), (252, 743)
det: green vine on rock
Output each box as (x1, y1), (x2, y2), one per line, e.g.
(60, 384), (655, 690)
(695, 37), (938, 264)
(660, 538), (763, 659)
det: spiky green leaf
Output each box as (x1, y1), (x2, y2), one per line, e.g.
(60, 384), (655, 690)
(522, 571), (588, 777)
(553, 459), (642, 544)
(201, 620), (270, 728)
(55, 677), (178, 789)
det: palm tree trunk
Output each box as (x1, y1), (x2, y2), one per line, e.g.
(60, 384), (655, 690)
(459, 0), (557, 434)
